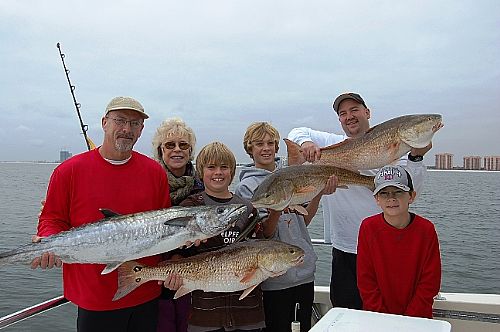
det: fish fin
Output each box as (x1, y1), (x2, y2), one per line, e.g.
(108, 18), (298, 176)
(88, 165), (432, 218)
(101, 262), (122, 275)
(284, 139), (306, 166)
(240, 268), (259, 283)
(173, 286), (193, 299)
(290, 205), (308, 216)
(239, 284), (259, 300)
(164, 216), (194, 226)
(99, 208), (121, 218)
(113, 261), (147, 301)
(295, 185), (317, 194)
(271, 270), (288, 277)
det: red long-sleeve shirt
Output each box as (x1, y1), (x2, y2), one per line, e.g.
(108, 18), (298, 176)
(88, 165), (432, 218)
(38, 148), (171, 310)
(357, 213), (441, 318)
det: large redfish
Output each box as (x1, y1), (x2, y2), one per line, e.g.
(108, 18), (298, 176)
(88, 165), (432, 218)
(251, 164), (374, 215)
(113, 240), (304, 301)
(286, 114), (443, 171)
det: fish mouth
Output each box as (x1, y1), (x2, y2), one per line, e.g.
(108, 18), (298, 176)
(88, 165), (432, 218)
(251, 199), (286, 211)
(432, 121), (443, 133)
(225, 205), (248, 226)
(226, 206), (247, 229)
(233, 205), (248, 216)
(294, 254), (305, 265)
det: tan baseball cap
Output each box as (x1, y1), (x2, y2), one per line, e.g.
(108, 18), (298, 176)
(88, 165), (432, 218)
(105, 96), (149, 119)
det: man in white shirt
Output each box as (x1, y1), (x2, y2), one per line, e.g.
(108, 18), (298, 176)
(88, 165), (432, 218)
(287, 92), (433, 309)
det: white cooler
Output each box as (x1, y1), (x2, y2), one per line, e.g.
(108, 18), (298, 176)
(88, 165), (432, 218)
(309, 308), (451, 332)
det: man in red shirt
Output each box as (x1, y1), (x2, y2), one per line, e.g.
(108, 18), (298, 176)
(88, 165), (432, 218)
(31, 96), (171, 331)
(357, 165), (441, 318)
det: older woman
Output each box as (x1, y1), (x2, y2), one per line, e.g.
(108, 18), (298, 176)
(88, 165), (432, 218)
(152, 118), (204, 205)
(152, 118), (204, 332)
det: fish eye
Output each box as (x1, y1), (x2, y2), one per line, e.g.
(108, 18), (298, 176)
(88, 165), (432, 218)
(217, 207), (225, 214)
(289, 249), (295, 253)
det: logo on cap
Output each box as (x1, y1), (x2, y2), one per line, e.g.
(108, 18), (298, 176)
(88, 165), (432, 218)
(378, 167), (402, 181)
(373, 165), (411, 195)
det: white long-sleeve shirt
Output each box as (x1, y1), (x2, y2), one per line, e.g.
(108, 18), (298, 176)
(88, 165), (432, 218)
(287, 127), (427, 254)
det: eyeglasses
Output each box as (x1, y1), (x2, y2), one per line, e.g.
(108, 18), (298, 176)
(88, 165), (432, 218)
(106, 116), (143, 129)
(163, 141), (191, 150)
(377, 190), (407, 199)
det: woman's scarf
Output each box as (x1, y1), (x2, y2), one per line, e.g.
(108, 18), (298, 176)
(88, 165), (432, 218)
(166, 162), (204, 205)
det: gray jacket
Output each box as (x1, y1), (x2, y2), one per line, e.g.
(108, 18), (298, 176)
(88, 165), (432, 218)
(234, 163), (317, 291)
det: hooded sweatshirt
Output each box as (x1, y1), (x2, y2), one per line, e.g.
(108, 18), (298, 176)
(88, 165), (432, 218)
(234, 163), (317, 291)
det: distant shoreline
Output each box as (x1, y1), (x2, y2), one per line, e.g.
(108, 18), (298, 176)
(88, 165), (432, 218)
(1, 161), (498, 172)
(0, 161), (60, 164)
(427, 168), (499, 173)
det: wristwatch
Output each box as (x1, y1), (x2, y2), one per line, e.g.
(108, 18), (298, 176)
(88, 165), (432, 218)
(408, 153), (423, 162)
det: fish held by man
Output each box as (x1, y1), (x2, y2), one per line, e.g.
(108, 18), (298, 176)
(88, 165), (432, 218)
(250, 164), (374, 215)
(113, 239), (304, 301)
(0, 204), (247, 274)
(286, 114), (443, 171)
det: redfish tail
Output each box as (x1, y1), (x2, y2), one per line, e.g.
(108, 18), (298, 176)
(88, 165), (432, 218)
(113, 261), (148, 301)
(284, 139), (305, 166)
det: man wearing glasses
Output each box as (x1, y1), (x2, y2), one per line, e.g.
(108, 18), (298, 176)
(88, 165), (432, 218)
(33, 96), (171, 332)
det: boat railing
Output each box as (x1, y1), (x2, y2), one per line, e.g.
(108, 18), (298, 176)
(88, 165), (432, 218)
(1, 239), (499, 329)
(0, 239), (331, 329)
(0, 296), (68, 330)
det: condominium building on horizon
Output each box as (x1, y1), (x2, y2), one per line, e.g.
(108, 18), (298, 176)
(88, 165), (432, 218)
(435, 153), (454, 169)
(484, 156), (500, 171)
(60, 150), (72, 162)
(463, 156), (481, 170)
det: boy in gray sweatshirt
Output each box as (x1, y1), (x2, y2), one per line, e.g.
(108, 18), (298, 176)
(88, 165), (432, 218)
(234, 122), (336, 332)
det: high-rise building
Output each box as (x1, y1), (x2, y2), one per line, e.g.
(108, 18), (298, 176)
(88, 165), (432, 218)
(483, 156), (500, 171)
(60, 150), (72, 162)
(463, 156), (481, 170)
(435, 153), (453, 169)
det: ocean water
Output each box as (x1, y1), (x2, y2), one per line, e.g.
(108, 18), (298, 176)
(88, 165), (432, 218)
(0, 163), (499, 331)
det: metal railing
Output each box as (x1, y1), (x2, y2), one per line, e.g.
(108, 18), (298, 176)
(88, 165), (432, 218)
(2, 239), (499, 329)
(0, 296), (68, 330)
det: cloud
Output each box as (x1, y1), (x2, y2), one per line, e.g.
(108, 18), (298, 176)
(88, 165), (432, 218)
(15, 125), (32, 133)
(0, 0), (499, 163)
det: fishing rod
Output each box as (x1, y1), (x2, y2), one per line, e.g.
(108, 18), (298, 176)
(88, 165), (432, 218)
(56, 42), (95, 151)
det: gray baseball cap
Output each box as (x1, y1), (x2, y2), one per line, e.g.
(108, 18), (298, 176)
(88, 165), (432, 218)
(373, 165), (412, 195)
(332, 92), (367, 113)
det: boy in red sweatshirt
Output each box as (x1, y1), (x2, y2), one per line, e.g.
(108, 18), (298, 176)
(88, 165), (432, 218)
(357, 165), (441, 318)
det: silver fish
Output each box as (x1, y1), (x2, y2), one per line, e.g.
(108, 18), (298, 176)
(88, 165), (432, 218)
(113, 239), (305, 301)
(0, 204), (247, 274)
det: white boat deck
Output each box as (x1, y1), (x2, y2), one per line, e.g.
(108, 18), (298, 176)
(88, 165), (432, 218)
(312, 286), (500, 332)
(310, 307), (451, 332)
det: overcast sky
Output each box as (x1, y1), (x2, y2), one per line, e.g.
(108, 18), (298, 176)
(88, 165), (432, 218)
(1, 0), (499, 165)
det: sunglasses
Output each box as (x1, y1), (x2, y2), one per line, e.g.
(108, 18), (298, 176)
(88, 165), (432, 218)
(163, 141), (191, 150)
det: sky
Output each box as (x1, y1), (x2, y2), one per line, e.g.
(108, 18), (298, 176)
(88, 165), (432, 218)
(1, 0), (499, 166)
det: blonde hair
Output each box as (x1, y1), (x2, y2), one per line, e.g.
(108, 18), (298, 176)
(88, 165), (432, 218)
(196, 142), (236, 183)
(243, 122), (280, 158)
(152, 117), (196, 162)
